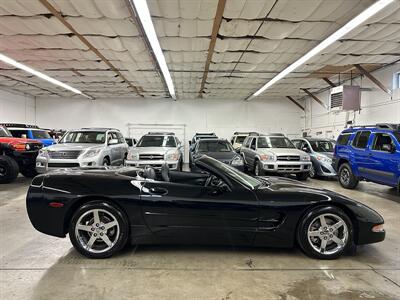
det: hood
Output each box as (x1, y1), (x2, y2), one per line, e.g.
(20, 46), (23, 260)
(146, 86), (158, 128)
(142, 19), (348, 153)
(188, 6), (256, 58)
(132, 146), (176, 154)
(314, 152), (333, 159)
(46, 143), (103, 151)
(259, 148), (307, 156)
(195, 151), (237, 162)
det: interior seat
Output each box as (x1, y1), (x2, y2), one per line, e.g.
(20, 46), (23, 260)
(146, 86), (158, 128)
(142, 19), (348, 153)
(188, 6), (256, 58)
(161, 163), (170, 182)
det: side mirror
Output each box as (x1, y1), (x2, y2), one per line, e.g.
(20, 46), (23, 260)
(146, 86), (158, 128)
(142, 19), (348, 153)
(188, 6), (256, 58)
(108, 138), (118, 145)
(251, 145), (256, 150)
(302, 147), (310, 153)
(188, 141), (192, 146)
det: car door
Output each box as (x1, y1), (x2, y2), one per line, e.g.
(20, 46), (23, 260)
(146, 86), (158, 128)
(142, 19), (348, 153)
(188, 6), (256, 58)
(140, 178), (258, 245)
(240, 137), (251, 166)
(367, 132), (398, 186)
(350, 130), (374, 179)
(248, 137), (257, 168)
(108, 132), (120, 165)
(117, 132), (128, 161)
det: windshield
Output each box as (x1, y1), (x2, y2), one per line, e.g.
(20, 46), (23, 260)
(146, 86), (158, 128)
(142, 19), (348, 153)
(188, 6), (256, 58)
(137, 135), (176, 147)
(235, 136), (247, 143)
(61, 131), (106, 144)
(198, 140), (233, 152)
(0, 127), (11, 137)
(32, 130), (51, 139)
(310, 140), (335, 152)
(200, 156), (262, 189)
(258, 137), (295, 148)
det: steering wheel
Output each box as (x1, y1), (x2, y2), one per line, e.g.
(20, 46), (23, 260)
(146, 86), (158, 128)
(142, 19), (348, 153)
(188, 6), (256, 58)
(205, 175), (222, 187)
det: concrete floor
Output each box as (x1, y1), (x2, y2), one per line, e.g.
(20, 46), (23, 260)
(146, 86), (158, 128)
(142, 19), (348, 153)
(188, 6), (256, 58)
(0, 175), (399, 300)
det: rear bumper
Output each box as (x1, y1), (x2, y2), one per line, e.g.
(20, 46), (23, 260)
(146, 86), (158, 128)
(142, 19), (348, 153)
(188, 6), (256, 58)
(262, 161), (311, 173)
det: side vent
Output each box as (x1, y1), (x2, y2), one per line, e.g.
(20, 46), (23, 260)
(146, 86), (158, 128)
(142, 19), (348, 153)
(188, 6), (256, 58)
(329, 85), (361, 112)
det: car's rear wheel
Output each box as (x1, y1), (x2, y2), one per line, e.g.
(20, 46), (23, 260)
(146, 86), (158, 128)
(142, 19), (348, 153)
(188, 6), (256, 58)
(0, 156), (19, 183)
(69, 201), (129, 259)
(102, 157), (110, 166)
(254, 160), (264, 176)
(338, 163), (358, 189)
(297, 206), (353, 259)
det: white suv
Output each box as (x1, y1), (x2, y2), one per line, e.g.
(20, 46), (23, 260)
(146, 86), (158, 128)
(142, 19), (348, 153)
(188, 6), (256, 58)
(36, 128), (128, 173)
(125, 132), (183, 170)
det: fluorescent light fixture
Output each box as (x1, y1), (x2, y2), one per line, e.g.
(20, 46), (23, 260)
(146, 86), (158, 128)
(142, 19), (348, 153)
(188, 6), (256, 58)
(130, 0), (176, 99)
(0, 53), (93, 98)
(249, 0), (394, 100)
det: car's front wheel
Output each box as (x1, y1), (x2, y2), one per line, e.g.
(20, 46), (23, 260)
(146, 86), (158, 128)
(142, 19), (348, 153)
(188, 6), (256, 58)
(0, 156), (19, 183)
(254, 160), (264, 176)
(338, 163), (358, 189)
(297, 206), (353, 259)
(69, 201), (129, 259)
(309, 163), (317, 179)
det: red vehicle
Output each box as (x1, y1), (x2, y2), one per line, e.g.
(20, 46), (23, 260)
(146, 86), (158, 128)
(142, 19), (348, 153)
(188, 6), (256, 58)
(0, 125), (42, 183)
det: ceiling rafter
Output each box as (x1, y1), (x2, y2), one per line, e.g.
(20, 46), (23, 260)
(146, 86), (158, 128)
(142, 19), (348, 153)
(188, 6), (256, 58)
(38, 0), (143, 97)
(286, 96), (305, 111)
(198, 0), (226, 98)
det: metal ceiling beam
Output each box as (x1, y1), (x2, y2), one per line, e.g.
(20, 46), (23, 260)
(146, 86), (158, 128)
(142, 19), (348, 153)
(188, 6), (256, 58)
(198, 0), (226, 98)
(286, 96), (305, 111)
(353, 64), (391, 94)
(38, 0), (142, 97)
(301, 88), (327, 109)
(322, 77), (337, 87)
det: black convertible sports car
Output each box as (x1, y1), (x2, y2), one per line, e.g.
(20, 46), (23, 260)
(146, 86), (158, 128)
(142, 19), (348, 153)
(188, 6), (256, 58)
(26, 156), (385, 259)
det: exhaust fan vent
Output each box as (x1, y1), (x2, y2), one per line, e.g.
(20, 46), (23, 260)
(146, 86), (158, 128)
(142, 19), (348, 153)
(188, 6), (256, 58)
(329, 85), (360, 112)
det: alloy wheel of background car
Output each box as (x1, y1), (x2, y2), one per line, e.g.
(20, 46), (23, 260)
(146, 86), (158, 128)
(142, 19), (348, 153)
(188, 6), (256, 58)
(297, 206), (353, 259)
(338, 163), (358, 189)
(69, 202), (129, 258)
(103, 158), (110, 166)
(309, 164), (316, 178)
(254, 161), (264, 176)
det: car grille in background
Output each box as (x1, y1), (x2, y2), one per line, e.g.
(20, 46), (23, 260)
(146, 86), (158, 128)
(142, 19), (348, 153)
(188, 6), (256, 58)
(277, 165), (302, 172)
(139, 154), (164, 160)
(28, 143), (42, 151)
(277, 155), (300, 161)
(48, 150), (82, 159)
(48, 163), (80, 168)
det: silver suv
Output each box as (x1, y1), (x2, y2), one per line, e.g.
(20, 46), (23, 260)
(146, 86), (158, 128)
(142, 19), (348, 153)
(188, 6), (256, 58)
(125, 132), (183, 170)
(240, 133), (311, 180)
(36, 128), (128, 173)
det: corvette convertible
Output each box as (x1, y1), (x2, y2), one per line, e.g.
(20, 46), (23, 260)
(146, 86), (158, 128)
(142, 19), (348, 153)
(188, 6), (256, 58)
(26, 156), (385, 259)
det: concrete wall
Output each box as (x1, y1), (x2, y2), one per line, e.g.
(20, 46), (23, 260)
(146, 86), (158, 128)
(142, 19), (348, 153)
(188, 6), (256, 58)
(0, 89), (36, 124)
(303, 64), (400, 139)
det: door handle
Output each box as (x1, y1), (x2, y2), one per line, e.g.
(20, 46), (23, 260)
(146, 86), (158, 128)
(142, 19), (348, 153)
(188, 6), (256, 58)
(149, 187), (168, 196)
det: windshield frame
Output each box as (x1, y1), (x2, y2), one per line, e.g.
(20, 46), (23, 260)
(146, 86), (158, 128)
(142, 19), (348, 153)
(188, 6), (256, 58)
(31, 129), (52, 139)
(309, 140), (335, 152)
(257, 136), (296, 149)
(197, 140), (234, 153)
(60, 131), (107, 144)
(137, 135), (176, 148)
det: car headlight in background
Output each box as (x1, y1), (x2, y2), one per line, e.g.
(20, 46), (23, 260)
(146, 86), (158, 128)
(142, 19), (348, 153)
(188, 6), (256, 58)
(165, 151), (180, 161)
(82, 148), (101, 159)
(316, 155), (331, 163)
(260, 154), (276, 162)
(231, 155), (244, 166)
(127, 151), (139, 161)
(302, 155), (311, 161)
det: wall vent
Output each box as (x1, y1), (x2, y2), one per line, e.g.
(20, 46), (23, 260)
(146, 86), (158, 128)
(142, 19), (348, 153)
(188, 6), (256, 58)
(329, 85), (361, 112)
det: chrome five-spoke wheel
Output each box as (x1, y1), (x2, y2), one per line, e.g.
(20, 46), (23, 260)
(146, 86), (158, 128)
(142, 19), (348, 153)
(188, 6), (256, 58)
(307, 213), (348, 255)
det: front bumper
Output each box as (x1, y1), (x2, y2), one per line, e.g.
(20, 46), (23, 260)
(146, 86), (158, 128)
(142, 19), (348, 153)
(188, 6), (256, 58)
(36, 155), (103, 173)
(261, 161), (311, 173)
(125, 159), (179, 170)
(12, 150), (39, 168)
(314, 161), (337, 177)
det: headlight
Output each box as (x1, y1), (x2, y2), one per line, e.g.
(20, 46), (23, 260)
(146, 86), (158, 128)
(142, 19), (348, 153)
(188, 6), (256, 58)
(260, 154), (276, 162)
(82, 149), (101, 159)
(316, 155), (331, 163)
(127, 151), (139, 161)
(166, 151), (180, 161)
(38, 149), (48, 156)
(231, 155), (244, 166)
(302, 155), (311, 161)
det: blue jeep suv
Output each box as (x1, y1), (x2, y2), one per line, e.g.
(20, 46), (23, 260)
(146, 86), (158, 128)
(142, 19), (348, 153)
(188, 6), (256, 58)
(2, 123), (56, 147)
(333, 123), (400, 190)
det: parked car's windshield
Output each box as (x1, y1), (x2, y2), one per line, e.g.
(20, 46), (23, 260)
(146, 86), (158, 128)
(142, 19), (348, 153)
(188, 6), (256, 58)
(32, 130), (51, 139)
(235, 136), (247, 143)
(198, 140), (233, 152)
(61, 131), (105, 144)
(0, 127), (11, 137)
(201, 156), (262, 190)
(258, 137), (295, 148)
(137, 135), (176, 147)
(310, 140), (335, 152)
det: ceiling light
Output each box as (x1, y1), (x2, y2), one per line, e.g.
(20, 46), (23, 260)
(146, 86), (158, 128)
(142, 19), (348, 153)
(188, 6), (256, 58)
(129, 0), (176, 99)
(0, 53), (92, 98)
(248, 0), (394, 100)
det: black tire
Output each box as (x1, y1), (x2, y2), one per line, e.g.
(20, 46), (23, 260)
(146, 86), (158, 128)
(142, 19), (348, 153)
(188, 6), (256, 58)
(254, 160), (264, 176)
(309, 163), (317, 179)
(102, 157), (110, 166)
(69, 201), (129, 259)
(297, 206), (353, 260)
(0, 156), (19, 183)
(19, 166), (38, 178)
(242, 155), (248, 173)
(121, 153), (127, 166)
(178, 159), (183, 171)
(296, 172), (309, 181)
(338, 163), (358, 189)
